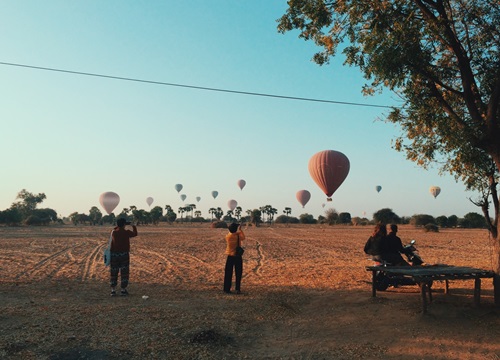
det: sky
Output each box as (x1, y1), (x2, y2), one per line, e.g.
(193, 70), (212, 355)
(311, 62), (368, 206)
(0, 1), (482, 220)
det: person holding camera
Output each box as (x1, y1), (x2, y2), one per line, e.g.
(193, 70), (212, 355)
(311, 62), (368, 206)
(223, 222), (245, 294)
(109, 218), (138, 296)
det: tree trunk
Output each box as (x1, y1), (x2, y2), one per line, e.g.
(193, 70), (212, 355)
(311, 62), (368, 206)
(494, 234), (500, 306)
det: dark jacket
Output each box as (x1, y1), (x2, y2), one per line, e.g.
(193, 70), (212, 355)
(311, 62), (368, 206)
(364, 235), (385, 256)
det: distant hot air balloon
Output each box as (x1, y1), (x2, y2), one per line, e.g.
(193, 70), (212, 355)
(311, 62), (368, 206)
(296, 190), (311, 208)
(99, 191), (120, 215)
(429, 186), (441, 199)
(322, 203), (326, 208)
(180, 194), (187, 201)
(175, 184), (183, 193)
(376, 185), (382, 193)
(237, 179), (246, 191)
(228, 199), (237, 211)
(146, 197), (154, 207)
(211, 191), (219, 199)
(308, 150), (350, 201)
(196, 196), (201, 202)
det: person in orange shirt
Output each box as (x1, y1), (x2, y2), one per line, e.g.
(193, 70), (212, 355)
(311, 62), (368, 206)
(110, 218), (138, 296)
(223, 222), (245, 294)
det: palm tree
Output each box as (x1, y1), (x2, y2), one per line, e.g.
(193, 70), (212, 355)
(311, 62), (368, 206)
(208, 207), (216, 220)
(235, 206), (242, 220)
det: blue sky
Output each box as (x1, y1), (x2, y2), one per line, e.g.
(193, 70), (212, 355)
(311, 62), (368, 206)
(0, 1), (481, 219)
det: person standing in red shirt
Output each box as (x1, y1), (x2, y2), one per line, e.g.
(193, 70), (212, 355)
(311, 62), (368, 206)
(110, 218), (138, 296)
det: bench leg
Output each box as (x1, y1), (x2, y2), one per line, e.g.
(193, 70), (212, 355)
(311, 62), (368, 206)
(372, 271), (377, 297)
(421, 283), (428, 314)
(474, 278), (481, 306)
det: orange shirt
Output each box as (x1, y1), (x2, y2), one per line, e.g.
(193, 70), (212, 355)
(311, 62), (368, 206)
(111, 226), (138, 252)
(225, 230), (245, 256)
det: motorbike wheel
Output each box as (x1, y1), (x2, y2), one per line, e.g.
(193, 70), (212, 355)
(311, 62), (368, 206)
(375, 273), (390, 291)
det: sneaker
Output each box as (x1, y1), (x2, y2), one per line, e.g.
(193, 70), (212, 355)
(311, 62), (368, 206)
(111, 290), (116, 297)
(120, 289), (129, 296)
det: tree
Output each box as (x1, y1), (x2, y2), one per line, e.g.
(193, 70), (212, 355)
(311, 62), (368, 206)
(325, 208), (339, 225)
(278, 0), (500, 300)
(410, 214), (436, 227)
(448, 215), (459, 228)
(338, 212), (352, 225)
(89, 206), (103, 226)
(150, 206), (163, 225)
(250, 209), (262, 226)
(0, 207), (22, 226)
(165, 205), (177, 224)
(234, 206), (242, 220)
(373, 208), (400, 224)
(435, 215), (449, 228)
(299, 213), (317, 224)
(461, 212), (488, 228)
(12, 189), (46, 219)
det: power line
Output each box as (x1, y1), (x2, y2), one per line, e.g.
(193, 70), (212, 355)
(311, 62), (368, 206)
(0, 61), (394, 109)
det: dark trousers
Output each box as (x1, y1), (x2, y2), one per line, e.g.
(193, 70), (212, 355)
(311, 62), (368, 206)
(223, 255), (242, 292)
(110, 252), (130, 288)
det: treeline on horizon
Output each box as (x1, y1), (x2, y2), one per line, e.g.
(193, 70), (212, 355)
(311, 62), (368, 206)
(0, 189), (489, 230)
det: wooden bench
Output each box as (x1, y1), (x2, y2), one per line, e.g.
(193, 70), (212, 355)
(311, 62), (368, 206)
(366, 265), (495, 313)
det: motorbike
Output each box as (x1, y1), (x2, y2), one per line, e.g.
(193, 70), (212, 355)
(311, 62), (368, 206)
(370, 240), (427, 291)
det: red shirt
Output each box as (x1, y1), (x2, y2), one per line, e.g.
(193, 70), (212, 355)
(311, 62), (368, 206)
(111, 226), (138, 252)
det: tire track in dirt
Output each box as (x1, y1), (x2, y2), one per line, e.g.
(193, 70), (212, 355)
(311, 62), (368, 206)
(15, 244), (82, 281)
(81, 243), (106, 282)
(134, 248), (180, 285)
(242, 236), (265, 280)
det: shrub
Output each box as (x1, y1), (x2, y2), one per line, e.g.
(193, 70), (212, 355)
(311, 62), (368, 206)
(210, 221), (227, 229)
(424, 223), (439, 232)
(410, 214), (436, 226)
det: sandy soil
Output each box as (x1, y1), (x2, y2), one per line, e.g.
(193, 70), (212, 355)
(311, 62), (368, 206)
(0, 224), (499, 359)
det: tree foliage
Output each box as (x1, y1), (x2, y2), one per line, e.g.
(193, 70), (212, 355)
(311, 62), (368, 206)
(373, 208), (400, 224)
(278, 1), (500, 275)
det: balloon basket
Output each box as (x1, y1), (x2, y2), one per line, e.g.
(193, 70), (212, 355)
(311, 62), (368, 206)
(327, 198), (332, 202)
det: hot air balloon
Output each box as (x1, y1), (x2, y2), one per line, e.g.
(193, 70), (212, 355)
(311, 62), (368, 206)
(175, 184), (183, 193)
(146, 197), (154, 207)
(429, 186), (441, 199)
(322, 203), (326, 208)
(180, 194), (187, 201)
(237, 179), (246, 191)
(228, 199), (237, 211)
(99, 191), (120, 215)
(308, 150), (350, 201)
(296, 190), (311, 208)
(211, 191), (218, 199)
(196, 196), (201, 202)
(376, 185), (382, 193)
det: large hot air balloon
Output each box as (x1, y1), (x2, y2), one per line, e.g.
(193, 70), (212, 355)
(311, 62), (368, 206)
(99, 191), (120, 215)
(146, 197), (154, 207)
(429, 186), (441, 199)
(175, 184), (183, 193)
(196, 196), (201, 202)
(211, 191), (218, 199)
(237, 179), (246, 191)
(296, 190), (311, 208)
(180, 194), (187, 201)
(376, 185), (382, 193)
(228, 199), (237, 211)
(308, 150), (350, 201)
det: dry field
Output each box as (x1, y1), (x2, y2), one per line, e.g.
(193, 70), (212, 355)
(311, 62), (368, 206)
(1, 224), (499, 359)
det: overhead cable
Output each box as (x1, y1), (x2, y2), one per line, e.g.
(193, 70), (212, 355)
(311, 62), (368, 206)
(0, 61), (394, 109)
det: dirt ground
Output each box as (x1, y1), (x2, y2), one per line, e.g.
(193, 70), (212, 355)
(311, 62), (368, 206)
(0, 224), (499, 359)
